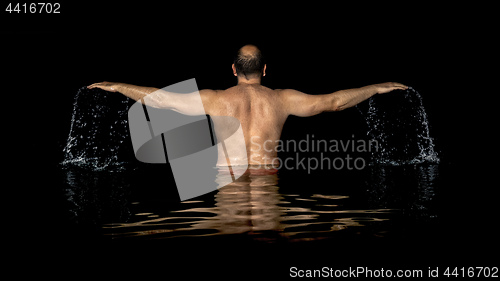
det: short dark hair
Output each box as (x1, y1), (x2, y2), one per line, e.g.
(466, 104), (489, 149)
(233, 47), (265, 79)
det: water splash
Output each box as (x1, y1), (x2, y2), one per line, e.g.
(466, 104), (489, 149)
(360, 87), (439, 165)
(62, 87), (133, 171)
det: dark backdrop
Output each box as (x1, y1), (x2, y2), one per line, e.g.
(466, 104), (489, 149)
(3, 3), (495, 275)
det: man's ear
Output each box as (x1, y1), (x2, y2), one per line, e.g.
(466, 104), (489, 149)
(232, 64), (237, 76)
(263, 64), (267, 76)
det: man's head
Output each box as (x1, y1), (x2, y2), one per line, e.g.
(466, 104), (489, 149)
(232, 45), (266, 80)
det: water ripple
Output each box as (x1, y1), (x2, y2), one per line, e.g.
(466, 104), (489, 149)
(102, 171), (401, 240)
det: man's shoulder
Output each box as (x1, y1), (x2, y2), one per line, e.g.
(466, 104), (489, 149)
(211, 86), (236, 94)
(277, 88), (300, 94)
(274, 88), (304, 100)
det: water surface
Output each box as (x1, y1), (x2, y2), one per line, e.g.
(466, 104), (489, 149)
(63, 165), (439, 242)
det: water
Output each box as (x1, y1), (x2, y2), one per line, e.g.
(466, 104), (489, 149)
(102, 172), (392, 241)
(64, 166), (439, 241)
(61, 86), (441, 242)
(62, 87), (133, 171)
(359, 87), (439, 165)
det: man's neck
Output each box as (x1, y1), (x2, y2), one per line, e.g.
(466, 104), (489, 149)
(237, 77), (261, 85)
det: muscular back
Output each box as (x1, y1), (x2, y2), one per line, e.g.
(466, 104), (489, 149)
(203, 84), (288, 166)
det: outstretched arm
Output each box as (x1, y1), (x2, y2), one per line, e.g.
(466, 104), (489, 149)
(88, 82), (158, 101)
(87, 81), (217, 116)
(282, 82), (408, 117)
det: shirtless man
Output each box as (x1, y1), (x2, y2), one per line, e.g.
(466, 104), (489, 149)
(88, 44), (407, 167)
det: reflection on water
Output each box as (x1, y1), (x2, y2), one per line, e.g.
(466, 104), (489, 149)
(62, 163), (440, 241)
(365, 164), (439, 222)
(63, 167), (132, 225)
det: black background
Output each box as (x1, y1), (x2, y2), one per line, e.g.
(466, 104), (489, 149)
(3, 3), (497, 277)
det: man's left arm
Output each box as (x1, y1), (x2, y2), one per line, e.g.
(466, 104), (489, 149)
(282, 82), (408, 117)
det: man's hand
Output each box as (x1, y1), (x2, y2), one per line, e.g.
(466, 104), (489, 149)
(87, 81), (161, 106)
(375, 82), (408, 94)
(87, 81), (121, 92)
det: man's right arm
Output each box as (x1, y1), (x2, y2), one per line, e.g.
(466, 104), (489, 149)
(281, 82), (407, 117)
(88, 82), (158, 101)
(88, 81), (217, 116)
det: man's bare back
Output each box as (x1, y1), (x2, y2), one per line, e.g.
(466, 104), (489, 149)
(206, 84), (287, 166)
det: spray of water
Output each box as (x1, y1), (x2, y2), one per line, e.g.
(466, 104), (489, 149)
(62, 87), (132, 171)
(360, 87), (439, 165)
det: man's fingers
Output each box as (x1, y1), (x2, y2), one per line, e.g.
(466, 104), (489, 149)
(87, 82), (108, 90)
(392, 83), (408, 90)
(87, 82), (101, 89)
(87, 81), (118, 92)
